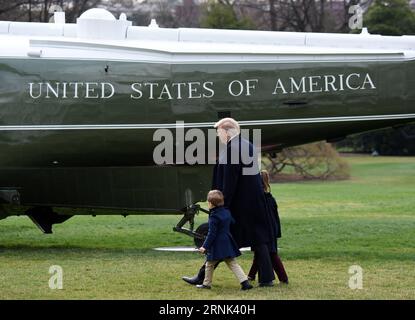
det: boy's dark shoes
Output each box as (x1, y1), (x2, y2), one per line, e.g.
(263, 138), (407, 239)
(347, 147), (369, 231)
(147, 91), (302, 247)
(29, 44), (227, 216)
(196, 284), (211, 289)
(240, 280), (253, 290)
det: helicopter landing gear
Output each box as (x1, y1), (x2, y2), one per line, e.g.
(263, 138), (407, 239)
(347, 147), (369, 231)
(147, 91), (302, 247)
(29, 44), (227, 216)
(173, 204), (209, 247)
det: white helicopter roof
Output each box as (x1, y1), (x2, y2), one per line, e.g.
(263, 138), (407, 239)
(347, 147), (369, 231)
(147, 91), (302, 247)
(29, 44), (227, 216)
(0, 8), (414, 62)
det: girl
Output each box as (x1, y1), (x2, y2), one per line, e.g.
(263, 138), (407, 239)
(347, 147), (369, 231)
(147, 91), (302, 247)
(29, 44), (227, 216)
(247, 170), (289, 284)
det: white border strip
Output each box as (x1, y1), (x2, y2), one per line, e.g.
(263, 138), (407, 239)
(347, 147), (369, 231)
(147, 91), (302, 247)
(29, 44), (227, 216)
(0, 114), (414, 131)
(1, 55), (414, 64)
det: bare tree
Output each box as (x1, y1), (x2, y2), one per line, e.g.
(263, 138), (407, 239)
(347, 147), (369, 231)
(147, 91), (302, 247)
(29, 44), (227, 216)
(150, 0), (177, 27)
(0, 0), (102, 23)
(64, 0), (102, 23)
(175, 0), (201, 28)
(223, 0), (376, 33)
(262, 142), (350, 181)
(0, 0), (28, 18)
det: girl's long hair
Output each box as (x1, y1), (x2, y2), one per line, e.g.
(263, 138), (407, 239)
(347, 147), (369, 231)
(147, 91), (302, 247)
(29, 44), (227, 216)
(260, 170), (271, 193)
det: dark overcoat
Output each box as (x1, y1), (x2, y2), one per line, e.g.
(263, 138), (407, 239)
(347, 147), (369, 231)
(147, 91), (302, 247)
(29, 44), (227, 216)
(212, 135), (274, 248)
(265, 192), (282, 239)
(264, 192), (282, 253)
(202, 206), (241, 261)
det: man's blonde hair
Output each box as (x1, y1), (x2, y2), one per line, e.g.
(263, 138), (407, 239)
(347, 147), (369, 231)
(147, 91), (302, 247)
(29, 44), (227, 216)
(214, 117), (240, 137)
(207, 190), (225, 207)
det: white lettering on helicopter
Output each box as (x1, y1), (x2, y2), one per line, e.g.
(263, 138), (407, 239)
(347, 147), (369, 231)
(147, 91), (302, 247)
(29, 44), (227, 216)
(29, 82), (115, 99)
(130, 81), (215, 100)
(272, 73), (376, 95)
(28, 73), (375, 100)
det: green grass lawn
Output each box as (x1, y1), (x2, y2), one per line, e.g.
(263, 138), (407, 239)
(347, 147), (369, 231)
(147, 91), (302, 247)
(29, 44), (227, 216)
(0, 156), (414, 299)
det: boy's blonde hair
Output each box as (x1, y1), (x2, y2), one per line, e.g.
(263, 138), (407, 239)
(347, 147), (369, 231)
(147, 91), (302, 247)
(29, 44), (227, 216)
(207, 190), (225, 207)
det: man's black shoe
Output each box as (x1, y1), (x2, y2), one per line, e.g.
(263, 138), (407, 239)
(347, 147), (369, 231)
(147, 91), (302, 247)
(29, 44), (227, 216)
(259, 281), (274, 287)
(182, 275), (203, 285)
(240, 280), (253, 291)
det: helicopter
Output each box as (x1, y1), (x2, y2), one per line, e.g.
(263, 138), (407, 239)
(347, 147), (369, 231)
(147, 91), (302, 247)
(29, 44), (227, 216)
(0, 8), (414, 246)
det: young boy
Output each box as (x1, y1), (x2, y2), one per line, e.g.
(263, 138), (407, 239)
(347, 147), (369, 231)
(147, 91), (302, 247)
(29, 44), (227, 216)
(197, 190), (253, 290)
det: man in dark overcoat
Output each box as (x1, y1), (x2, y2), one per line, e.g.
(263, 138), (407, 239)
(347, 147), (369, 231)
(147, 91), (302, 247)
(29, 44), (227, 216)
(182, 118), (275, 286)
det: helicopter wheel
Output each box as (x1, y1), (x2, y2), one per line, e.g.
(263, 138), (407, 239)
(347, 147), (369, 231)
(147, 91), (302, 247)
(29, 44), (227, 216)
(193, 222), (209, 248)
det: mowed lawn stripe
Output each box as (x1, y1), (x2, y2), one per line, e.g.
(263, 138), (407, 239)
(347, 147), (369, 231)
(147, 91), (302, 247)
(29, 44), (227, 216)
(0, 156), (414, 299)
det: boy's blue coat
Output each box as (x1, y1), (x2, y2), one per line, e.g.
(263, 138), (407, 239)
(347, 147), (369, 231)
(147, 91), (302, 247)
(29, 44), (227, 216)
(202, 206), (241, 261)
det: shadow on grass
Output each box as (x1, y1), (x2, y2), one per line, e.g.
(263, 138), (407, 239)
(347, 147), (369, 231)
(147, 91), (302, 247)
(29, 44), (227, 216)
(0, 244), (174, 259)
(285, 249), (415, 262)
(1, 244), (413, 263)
